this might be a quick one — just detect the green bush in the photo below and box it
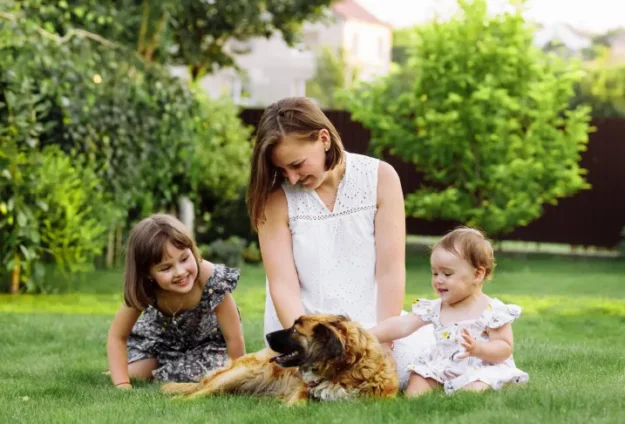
[0,12,193,290]
[199,237,247,269]
[343,0,593,237]
[188,89,253,205]
[0,141,118,292]
[572,62,625,117]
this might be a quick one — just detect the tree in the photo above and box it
[391,28,414,66]
[571,50,625,117]
[14,0,337,79]
[306,46,358,109]
[343,0,593,237]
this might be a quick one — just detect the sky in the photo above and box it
[357,0,625,34]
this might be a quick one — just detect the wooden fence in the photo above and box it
[240,109,625,248]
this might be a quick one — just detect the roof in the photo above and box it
[534,23,592,51]
[331,0,391,27]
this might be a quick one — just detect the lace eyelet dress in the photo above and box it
[263,151,435,389]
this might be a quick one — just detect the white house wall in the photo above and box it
[341,19,392,81]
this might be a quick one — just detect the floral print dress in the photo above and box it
[127,264,240,382]
[408,297,529,394]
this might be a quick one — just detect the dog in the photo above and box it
[161,314,399,405]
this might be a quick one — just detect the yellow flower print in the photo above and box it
[441,331,451,339]
[487,304,493,311]
[412,299,419,305]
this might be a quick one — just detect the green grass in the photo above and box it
[2,255,625,423]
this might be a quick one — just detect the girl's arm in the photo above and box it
[374,161,407,323]
[258,189,305,329]
[215,292,246,359]
[457,324,514,363]
[369,313,426,344]
[106,305,141,388]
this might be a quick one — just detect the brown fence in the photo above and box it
[240,109,625,248]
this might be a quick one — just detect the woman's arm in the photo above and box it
[374,161,407,323]
[106,305,141,388]
[258,189,305,329]
[215,292,246,359]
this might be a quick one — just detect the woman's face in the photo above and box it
[271,129,331,190]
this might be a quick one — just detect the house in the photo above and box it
[533,22,592,57]
[196,35,315,107]
[606,31,625,64]
[302,0,393,83]
[197,0,393,107]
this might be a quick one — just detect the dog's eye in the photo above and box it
[291,326,298,334]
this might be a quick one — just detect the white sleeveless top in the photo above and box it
[264,152,380,335]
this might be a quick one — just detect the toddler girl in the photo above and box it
[370,227,528,396]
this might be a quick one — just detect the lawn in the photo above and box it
[2,252,625,424]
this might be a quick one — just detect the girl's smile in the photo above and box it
[150,242,198,295]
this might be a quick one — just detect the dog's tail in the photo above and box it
[161,382,202,396]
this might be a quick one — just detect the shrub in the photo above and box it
[343,0,593,237]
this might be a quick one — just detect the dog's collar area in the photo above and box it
[306,379,322,389]
[299,368,322,390]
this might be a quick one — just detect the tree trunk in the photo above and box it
[178,196,195,236]
[10,253,20,294]
[106,226,115,268]
[115,224,123,267]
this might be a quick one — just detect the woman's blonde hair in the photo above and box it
[123,213,202,310]
[432,226,496,280]
[246,97,344,231]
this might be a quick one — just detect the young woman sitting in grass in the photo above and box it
[370,227,529,396]
[106,214,245,389]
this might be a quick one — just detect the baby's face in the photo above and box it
[430,247,483,305]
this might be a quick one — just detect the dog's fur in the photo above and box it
[161,314,398,405]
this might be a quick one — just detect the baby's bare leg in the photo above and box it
[128,358,159,380]
[405,373,441,397]
[459,381,490,392]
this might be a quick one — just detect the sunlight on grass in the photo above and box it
[3,291,625,318]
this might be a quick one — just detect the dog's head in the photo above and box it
[266,314,349,368]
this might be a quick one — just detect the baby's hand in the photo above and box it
[455,328,482,360]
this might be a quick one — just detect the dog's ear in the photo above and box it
[313,323,344,359]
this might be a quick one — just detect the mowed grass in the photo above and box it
[1,253,625,424]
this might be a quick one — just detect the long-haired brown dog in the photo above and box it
[161,314,398,405]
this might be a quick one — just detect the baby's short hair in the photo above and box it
[432,226,496,280]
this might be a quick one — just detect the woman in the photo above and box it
[246,97,435,389]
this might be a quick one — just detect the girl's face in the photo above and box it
[149,241,198,295]
[270,129,331,190]
[430,247,484,305]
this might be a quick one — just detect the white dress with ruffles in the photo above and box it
[409,297,529,394]
[263,151,435,388]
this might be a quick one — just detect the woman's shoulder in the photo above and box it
[260,188,289,228]
[345,151,380,171]
[377,160,400,186]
